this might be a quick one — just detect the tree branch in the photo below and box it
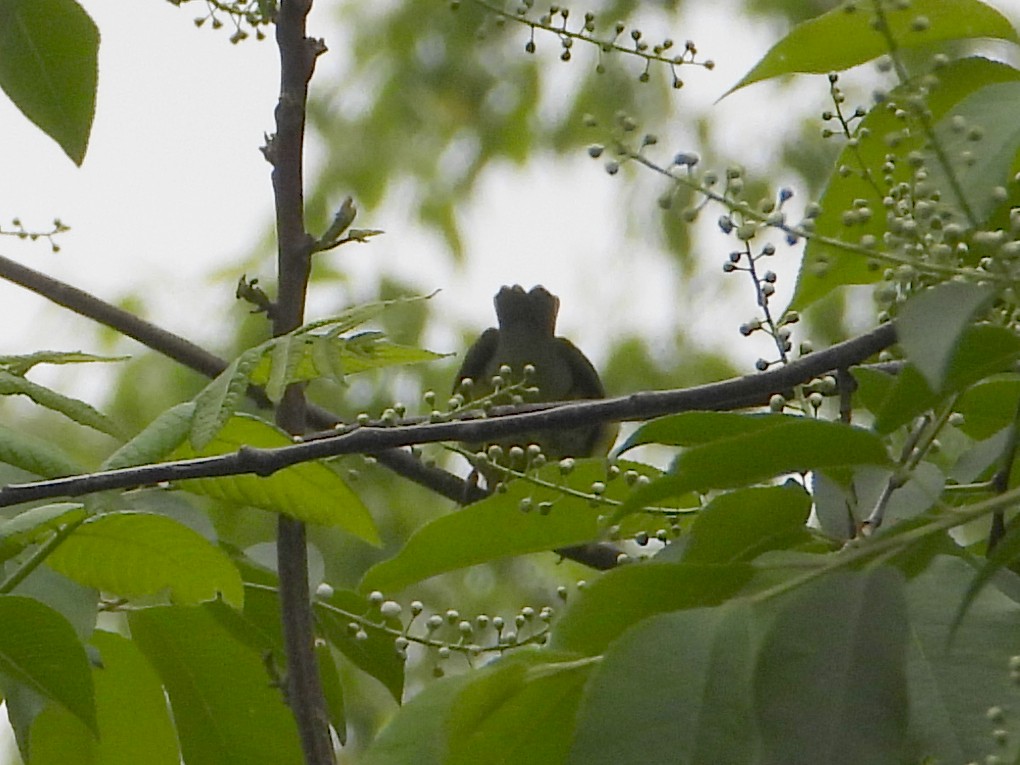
[0,322,897,507]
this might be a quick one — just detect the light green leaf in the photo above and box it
[614,417,890,520]
[896,282,995,390]
[0,594,97,735]
[129,604,303,765]
[29,630,180,765]
[726,0,1019,97]
[174,414,380,544]
[0,369,124,438]
[550,563,754,656]
[0,502,86,563]
[754,568,909,765]
[0,0,98,164]
[0,350,128,376]
[101,402,195,471]
[358,460,665,594]
[569,602,757,765]
[0,422,86,478]
[790,57,1020,310]
[190,348,262,449]
[47,511,244,607]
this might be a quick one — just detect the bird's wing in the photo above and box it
[453,327,500,393]
[555,338,606,400]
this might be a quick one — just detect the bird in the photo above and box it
[453,285,613,486]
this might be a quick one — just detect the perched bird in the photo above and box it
[454,285,613,484]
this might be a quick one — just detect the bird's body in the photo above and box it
[454,285,612,480]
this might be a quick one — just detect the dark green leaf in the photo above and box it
[0,0,98,164]
[754,568,909,765]
[680,484,812,564]
[614,417,889,519]
[726,0,1019,97]
[896,282,995,391]
[550,563,754,656]
[569,602,757,765]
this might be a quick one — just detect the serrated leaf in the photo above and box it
[47,511,244,607]
[0,423,86,478]
[0,502,85,563]
[726,0,1019,97]
[190,348,263,449]
[358,460,667,594]
[0,369,124,438]
[100,402,195,471]
[128,604,303,765]
[263,332,304,403]
[173,414,380,544]
[0,350,128,376]
[0,595,97,734]
[791,58,1020,310]
[0,0,98,164]
[896,282,995,391]
[614,417,890,520]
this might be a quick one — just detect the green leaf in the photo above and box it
[926,80,1020,223]
[0,0,98,164]
[0,502,86,563]
[904,556,1020,762]
[790,58,1020,309]
[569,602,757,765]
[872,325,1020,433]
[360,671,476,765]
[0,369,125,439]
[101,402,196,471]
[128,604,303,765]
[0,350,128,377]
[47,511,244,607]
[29,630,180,765]
[173,414,380,543]
[316,641,347,745]
[754,568,909,765]
[896,282,995,391]
[614,417,890,520]
[726,0,1019,97]
[314,587,406,702]
[190,349,263,449]
[0,595,97,735]
[446,653,595,765]
[680,485,812,564]
[358,460,666,594]
[953,376,1020,439]
[614,410,792,456]
[550,563,754,656]
[0,423,86,479]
